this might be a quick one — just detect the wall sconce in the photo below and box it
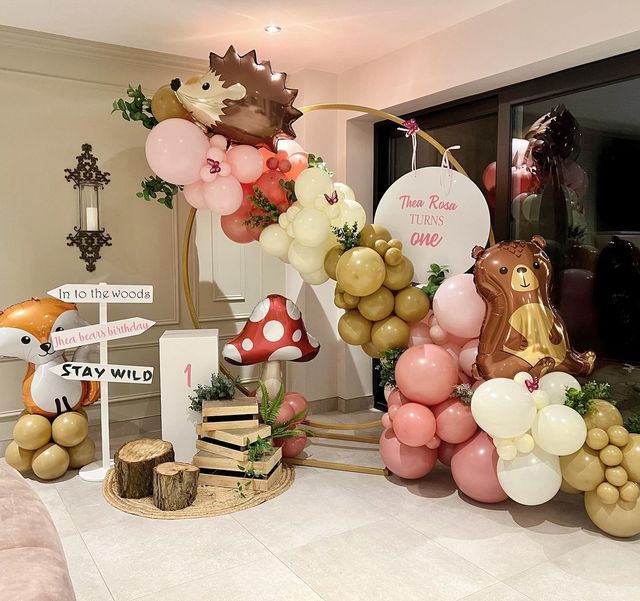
[64,144,112,272]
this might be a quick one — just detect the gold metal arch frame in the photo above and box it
[182,103,491,476]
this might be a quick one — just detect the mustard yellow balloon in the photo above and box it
[596,481,620,505]
[358,287,394,321]
[622,433,640,482]
[374,239,390,256]
[32,443,70,480]
[151,84,189,122]
[384,247,402,266]
[605,466,628,487]
[585,491,640,538]
[371,316,410,351]
[383,256,415,291]
[560,478,580,494]
[324,246,343,280]
[67,437,96,469]
[620,481,640,503]
[586,427,609,451]
[336,247,386,297]
[361,341,381,359]
[5,441,34,473]
[338,310,372,345]
[584,400,623,431]
[394,286,430,323]
[359,224,391,249]
[52,412,89,447]
[608,425,630,447]
[13,414,52,451]
[600,444,623,467]
[560,446,605,492]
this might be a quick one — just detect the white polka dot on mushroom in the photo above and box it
[292,329,302,342]
[286,299,301,320]
[249,298,271,322]
[222,343,242,364]
[269,346,303,361]
[241,338,253,351]
[263,320,284,342]
[308,335,319,348]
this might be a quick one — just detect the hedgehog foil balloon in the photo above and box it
[170,46,302,151]
[0,298,100,417]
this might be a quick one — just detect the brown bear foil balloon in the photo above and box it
[170,46,302,150]
[471,235,596,380]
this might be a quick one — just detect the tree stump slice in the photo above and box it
[152,462,199,511]
[114,438,174,499]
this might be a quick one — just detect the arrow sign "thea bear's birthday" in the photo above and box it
[51,317,155,351]
[50,362,154,384]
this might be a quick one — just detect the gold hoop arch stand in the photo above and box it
[182,103,494,475]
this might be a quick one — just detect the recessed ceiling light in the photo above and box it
[264,25,282,33]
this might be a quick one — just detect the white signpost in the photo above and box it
[48,282,154,482]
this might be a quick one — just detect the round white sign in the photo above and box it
[374,167,490,283]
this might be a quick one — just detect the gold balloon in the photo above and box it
[334,292,348,309]
[606,466,629,487]
[586,428,609,451]
[600,444,623,467]
[361,341,381,358]
[383,256,414,291]
[560,446,605,492]
[52,412,89,447]
[336,247,386,297]
[607,425,629,447]
[584,400,623,430]
[374,239,390,256]
[151,84,189,121]
[596,481,620,504]
[384,247,402,266]
[585,491,640,538]
[560,478,580,494]
[13,414,52,451]
[67,436,96,469]
[324,246,342,280]
[343,293,360,307]
[32,443,70,480]
[622,433,640,482]
[371,316,410,351]
[338,310,372,345]
[359,224,391,249]
[620,481,640,503]
[358,287,394,321]
[5,441,34,473]
[394,287,430,323]
[388,239,403,251]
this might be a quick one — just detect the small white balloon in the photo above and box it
[516,433,535,454]
[292,208,331,247]
[301,267,330,285]
[513,372,531,386]
[531,404,587,456]
[288,241,326,274]
[334,182,355,201]
[539,372,581,405]
[532,389,550,410]
[295,168,333,206]
[259,224,292,259]
[276,138,305,155]
[497,446,562,506]
[497,444,517,461]
[331,197,367,229]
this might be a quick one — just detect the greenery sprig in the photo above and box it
[331,223,361,252]
[188,373,236,412]
[564,381,613,416]
[247,436,273,462]
[243,186,281,229]
[624,414,640,434]
[258,381,307,441]
[307,153,333,176]
[454,384,474,405]
[279,179,297,203]
[376,347,407,389]
[422,264,449,300]
[137,175,181,209]
[112,84,157,129]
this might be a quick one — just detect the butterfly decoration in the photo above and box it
[324,190,339,205]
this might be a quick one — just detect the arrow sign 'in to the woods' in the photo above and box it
[50,362,154,384]
[48,283,153,304]
[51,317,155,351]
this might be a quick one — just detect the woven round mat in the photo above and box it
[102,465,295,520]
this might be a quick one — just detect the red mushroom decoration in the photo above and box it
[222,294,320,398]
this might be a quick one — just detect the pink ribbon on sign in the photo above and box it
[525,376,539,392]
[398,118,420,173]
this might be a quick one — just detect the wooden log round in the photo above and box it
[114,438,174,499]
[152,462,199,511]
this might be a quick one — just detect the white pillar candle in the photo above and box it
[85,207,99,231]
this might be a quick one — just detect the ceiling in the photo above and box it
[0,0,510,73]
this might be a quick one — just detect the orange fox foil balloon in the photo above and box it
[0,298,100,417]
[471,236,596,380]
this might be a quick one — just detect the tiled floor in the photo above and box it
[18,409,640,601]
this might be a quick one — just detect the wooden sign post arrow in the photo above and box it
[51,317,155,351]
[50,362,154,384]
[48,283,153,303]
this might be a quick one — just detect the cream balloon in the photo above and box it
[531,404,587,456]
[334,182,355,201]
[301,267,330,285]
[292,208,331,247]
[295,168,333,207]
[497,446,562,506]
[288,241,326,274]
[538,372,581,405]
[260,224,292,259]
[471,378,537,439]
[331,197,367,229]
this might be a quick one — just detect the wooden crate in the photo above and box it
[195,424,271,447]
[193,447,282,474]
[198,463,282,491]
[195,438,249,462]
[201,398,258,417]
[197,418,259,432]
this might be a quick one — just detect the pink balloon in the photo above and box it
[450,431,507,503]
[393,403,436,448]
[409,321,432,347]
[448,333,472,347]
[432,398,478,444]
[458,371,472,385]
[395,345,458,406]
[388,404,400,420]
[387,389,408,407]
[203,175,243,215]
[145,118,209,185]
[182,181,208,209]
[458,339,479,378]
[275,433,307,458]
[210,134,228,150]
[429,324,449,344]
[284,392,309,423]
[440,341,461,361]
[275,402,294,425]
[381,413,392,430]
[471,379,485,391]
[226,145,264,183]
[384,385,394,401]
[482,161,496,192]
[379,429,437,479]
[438,441,456,466]
[426,434,441,449]
[432,274,486,339]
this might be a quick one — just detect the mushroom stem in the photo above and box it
[257,360,283,400]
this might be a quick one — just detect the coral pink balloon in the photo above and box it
[210,134,228,150]
[203,175,243,215]
[432,398,478,444]
[395,345,458,406]
[221,207,254,243]
[255,170,288,212]
[438,441,456,466]
[471,379,485,391]
[459,339,479,378]
[458,371,472,385]
[145,118,209,185]
[384,385,394,401]
[409,322,432,347]
[275,433,307,458]
[275,402,294,425]
[183,181,208,209]
[426,434,441,450]
[441,342,461,361]
[387,389,407,408]
[226,145,264,183]
[284,392,309,423]
[284,152,309,181]
[429,325,449,344]
[388,404,400,420]
[450,431,507,503]
[448,334,472,347]
[432,274,486,339]
[482,161,497,192]
[393,403,436,448]
[379,429,437,479]
[381,413,392,430]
